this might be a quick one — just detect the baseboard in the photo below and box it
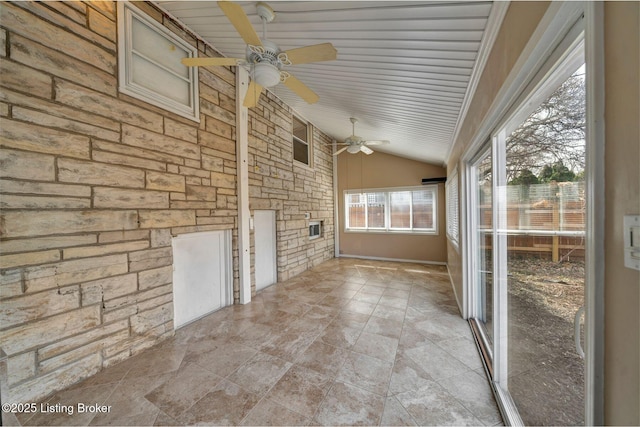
[447,264,465,317]
[337,254,447,266]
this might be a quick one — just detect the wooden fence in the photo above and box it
[479,182,586,262]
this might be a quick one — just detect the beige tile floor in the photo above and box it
[15,258,503,426]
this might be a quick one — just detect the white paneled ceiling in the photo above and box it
[154,1,501,165]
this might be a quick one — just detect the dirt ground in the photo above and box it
[507,257,585,425]
[509,257,585,323]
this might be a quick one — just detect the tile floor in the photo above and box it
[14,258,503,426]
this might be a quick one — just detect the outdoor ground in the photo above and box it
[509,257,585,323]
[507,257,585,425]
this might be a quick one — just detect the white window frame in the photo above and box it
[292,115,312,167]
[344,185,438,235]
[117,2,200,122]
[446,167,460,249]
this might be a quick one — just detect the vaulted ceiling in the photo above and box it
[154,1,504,165]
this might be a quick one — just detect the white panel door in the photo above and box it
[172,230,231,328]
[254,210,277,291]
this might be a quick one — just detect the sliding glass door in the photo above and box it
[467,31,586,426]
[503,63,586,425]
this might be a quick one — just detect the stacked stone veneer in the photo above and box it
[248,95,335,282]
[0,1,335,404]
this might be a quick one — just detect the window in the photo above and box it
[293,116,312,166]
[117,2,199,121]
[367,192,386,229]
[345,186,437,233]
[446,169,459,246]
[390,192,411,228]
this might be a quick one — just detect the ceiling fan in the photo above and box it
[181,1,337,108]
[334,118,390,156]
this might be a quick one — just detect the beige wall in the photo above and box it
[0,0,335,405]
[446,1,640,424]
[603,2,640,424]
[337,151,447,263]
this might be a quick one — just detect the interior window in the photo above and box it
[345,186,437,233]
[292,116,311,166]
[118,2,199,121]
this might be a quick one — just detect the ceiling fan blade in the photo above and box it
[284,43,338,65]
[283,75,319,104]
[181,57,241,67]
[217,1,262,47]
[363,140,390,146]
[361,146,374,155]
[285,43,338,65]
[333,146,349,156]
[243,80,264,108]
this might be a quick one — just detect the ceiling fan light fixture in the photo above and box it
[347,145,361,154]
[253,62,281,87]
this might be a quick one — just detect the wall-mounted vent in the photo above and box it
[309,221,322,240]
[422,177,447,185]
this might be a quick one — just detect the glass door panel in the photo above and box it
[504,65,586,425]
[476,153,494,345]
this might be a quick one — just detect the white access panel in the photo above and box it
[172,230,232,328]
[254,210,277,291]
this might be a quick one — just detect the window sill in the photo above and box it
[293,160,314,171]
[345,229,438,236]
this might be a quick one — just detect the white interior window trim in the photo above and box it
[344,185,438,234]
[118,2,200,122]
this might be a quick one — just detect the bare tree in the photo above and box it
[506,70,585,182]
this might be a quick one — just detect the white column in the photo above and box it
[332,139,340,258]
[236,67,251,304]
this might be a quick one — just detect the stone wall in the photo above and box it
[0,1,335,404]
[248,95,335,283]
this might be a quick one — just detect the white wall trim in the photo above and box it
[459,159,470,319]
[333,139,340,258]
[584,2,606,424]
[446,1,510,165]
[236,67,251,304]
[338,254,446,266]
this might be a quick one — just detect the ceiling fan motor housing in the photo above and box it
[247,40,286,87]
[253,63,281,87]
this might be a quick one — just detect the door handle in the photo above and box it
[574,306,585,359]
